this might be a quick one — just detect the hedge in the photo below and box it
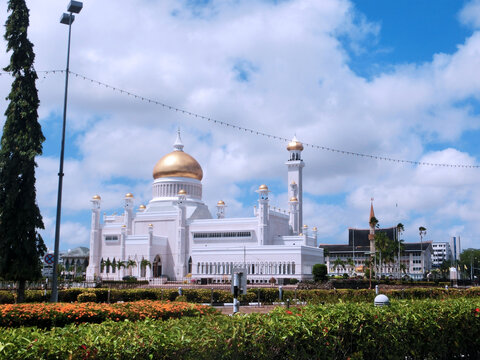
[1,287,479,305]
[0,298,478,359]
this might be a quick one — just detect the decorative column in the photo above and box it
[289,196,299,235]
[124,193,134,234]
[175,189,187,280]
[86,195,101,280]
[120,225,127,279]
[147,223,153,279]
[286,136,305,231]
[256,184,270,245]
[312,226,318,247]
[216,200,226,219]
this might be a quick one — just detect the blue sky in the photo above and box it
[1,0,480,251]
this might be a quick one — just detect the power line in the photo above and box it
[2,69,479,169]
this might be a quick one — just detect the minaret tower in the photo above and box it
[86,195,101,280]
[286,136,305,231]
[256,184,270,245]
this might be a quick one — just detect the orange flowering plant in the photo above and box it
[0,300,219,328]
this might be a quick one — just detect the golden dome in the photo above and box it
[139,204,146,209]
[217,200,225,206]
[259,184,269,191]
[92,194,101,200]
[287,136,304,151]
[153,151,203,181]
[313,227,317,231]
[178,189,187,195]
[125,193,134,198]
[303,224,308,228]
[289,196,298,202]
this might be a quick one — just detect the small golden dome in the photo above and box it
[92,195,101,200]
[303,224,308,228]
[289,196,298,202]
[178,189,187,195]
[259,184,269,191]
[313,227,317,231]
[139,204,146,209]
[291,181,296,185]
[299,233,303,236]
[287,136,304,151]
[121,225,126,228]
[148,223,153,227]
[153,151,203,181]
[217,200,225,206]
[125,193,134,198]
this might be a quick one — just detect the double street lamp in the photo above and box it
[51,1,83,303]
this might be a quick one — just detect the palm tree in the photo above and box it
[346,258,355,275]
[104,258,113,278]
[126,259,137,276]
[333,258,346,274]
[374,232,389,279]
[140,259,152,278]
[116,261,126,277]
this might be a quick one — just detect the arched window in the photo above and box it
[153,255,162,277]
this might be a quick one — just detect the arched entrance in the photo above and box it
[153,255,162,277]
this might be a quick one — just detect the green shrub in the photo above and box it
[0,291,14,304]
[0,299,478,359]
[77,292,97,303]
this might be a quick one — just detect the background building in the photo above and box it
[431,242,452,268]
[320,203,433,280]
[450,236,462,263]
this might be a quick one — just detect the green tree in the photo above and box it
[459,248,480,280]
[0,0,46,303]
[439,260,452,280]
[374,231,390,278]
[312,263,327,282]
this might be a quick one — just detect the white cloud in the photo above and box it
[459,0,480,29]
[1,0,480,251]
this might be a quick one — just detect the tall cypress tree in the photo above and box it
[0,0,46,303]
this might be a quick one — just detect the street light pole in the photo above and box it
[419,226,427,281]
[51,1,83,303]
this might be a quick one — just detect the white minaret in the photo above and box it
[124,193,134,233]
[86,195,101,280]
[256,184,270,245]
[286,136,305,231]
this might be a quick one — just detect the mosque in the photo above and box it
[86,131,324,283]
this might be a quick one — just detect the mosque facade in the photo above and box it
[86,132,324,283]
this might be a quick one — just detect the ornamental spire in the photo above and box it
[173,128,184,152]
[369,198,375,223]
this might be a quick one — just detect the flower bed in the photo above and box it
[0,300,218,328]
[0,298,478,359]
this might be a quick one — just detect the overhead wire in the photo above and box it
[1,69,479,169]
